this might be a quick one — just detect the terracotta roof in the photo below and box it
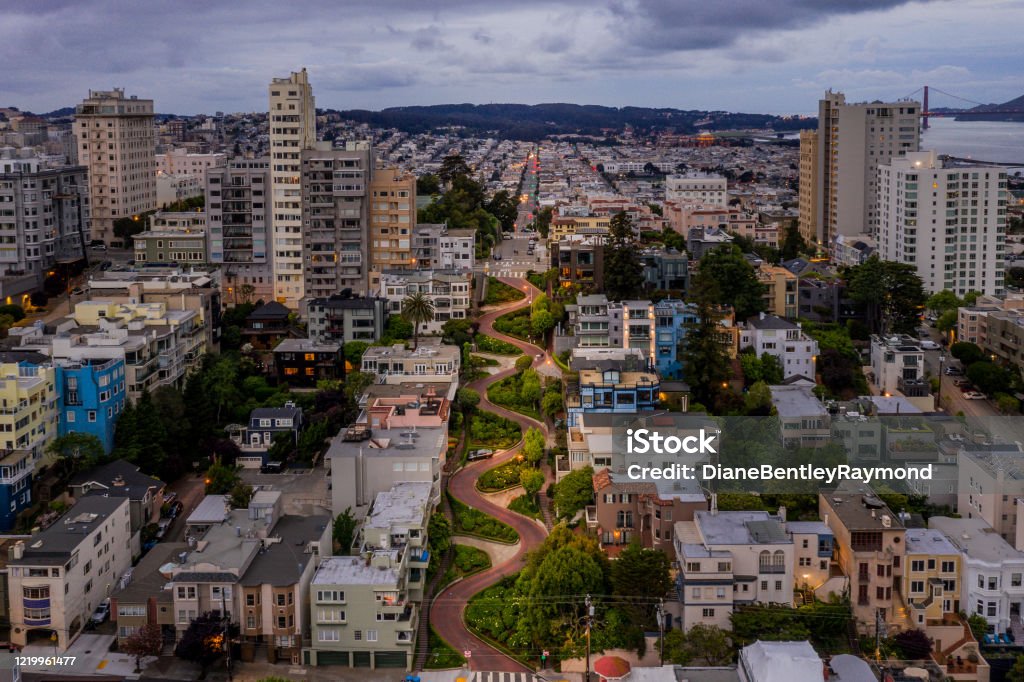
[595,656,631,680]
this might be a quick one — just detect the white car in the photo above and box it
[963,391,987,400]
[919,340,941,350]
[948,433,965,442]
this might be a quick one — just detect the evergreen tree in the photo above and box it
[611,541,672,628]
[681,271,731,408]
[845,256,926,335]
[603,211,644,301]
[697,245,767,321]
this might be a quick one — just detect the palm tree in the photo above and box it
[401,292,435,349]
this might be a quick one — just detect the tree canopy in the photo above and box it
[697,245,766,321]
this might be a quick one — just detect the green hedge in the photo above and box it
[477,460,527,492]
[449,493,519,543]
[476,334,523,355]
[484,278,526,306]
[425,627,466,669]
[493,308,532,340]
[469,411,522,449]
[486,373,541,420]
[509,494,543,520]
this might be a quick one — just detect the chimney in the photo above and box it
[777,506,786,523]
[11,541,24,560]
[759,311,765,320]
[710,493,718,516]
[112,474,125,486]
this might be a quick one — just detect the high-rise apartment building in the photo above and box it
[301,142,372,301]
[74,89,156,247]
[369,169,417,271]
[269,69,316,306]
[878,151,1006,296]
[797,129,819,247]
[206,158,274,303]
[810,91,920,248]
[0,159,89,280]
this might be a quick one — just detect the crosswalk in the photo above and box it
[475,672,544,682]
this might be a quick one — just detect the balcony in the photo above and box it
[24,616,51,627]
[397,632,414,645]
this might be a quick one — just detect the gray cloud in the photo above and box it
[0,0,1017,115]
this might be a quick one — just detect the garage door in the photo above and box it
[352,651,372,667]
[316,651,349,666]
[375,651,409,668]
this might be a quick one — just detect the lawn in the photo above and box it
[468,411,522,449]
[448,492,519,543]
[484,277,526,306]
[477,460,527,492]
[509,494,543,520]
[476,334,523,355]
[425,627,467,669]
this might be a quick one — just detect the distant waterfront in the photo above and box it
[922,117,1024,171]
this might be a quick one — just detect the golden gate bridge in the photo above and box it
[906,85,1024,129]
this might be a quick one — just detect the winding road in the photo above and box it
[430,277,552,672]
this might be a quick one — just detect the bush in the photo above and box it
[477,460,527,492]
[425,627,466,669]
[449,493,519,543]
[493,308,533,340]
[453,544,491,575]
[476,334,522,355]
[509,494,542,520]
[487,372,542,419]
[484,278,526,305]
[469,411,522,448]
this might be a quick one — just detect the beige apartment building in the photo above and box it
[797,129,819,248]
[8,496,133,650]
[301,142,372,301]
[269,69,316,306]
[811,91,920,248]
[820,491,906,634]
[74,89,156,246]
[369,169,417,271]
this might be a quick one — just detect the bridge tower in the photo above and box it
[922,85,929,130]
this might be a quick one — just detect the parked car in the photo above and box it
[90,243,107,251]
[466,449,494,462]
[260,461,285,474]
[954,378,969,387]
[155,519,171,540]
[963,391,987,400]
[493,253,502,261]
[948,433,965,442]
[90,599,111,624]
[945,366,963,376]
[920,340,941,350]
[162,491,178,505]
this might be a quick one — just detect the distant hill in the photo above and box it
[957,93,1024,122]
[329,102,816,140]
[39,107,75,118]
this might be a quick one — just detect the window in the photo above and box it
[911,560,925,572]
[1013,574,1022,587]
[246,616,256,629]
[366,629,378,642]
[177,586,197,600]
[318,629,340,642]
[246,594,257,606]
[942,561,956,574]
[118,605,146,617]
[277,594,286,606]
[317,589,344,603]
[277,616,286,628]
[702,608,715,618]
[354,630,362,641]
[911,581,925,593]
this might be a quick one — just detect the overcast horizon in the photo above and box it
[3,0,1021,117]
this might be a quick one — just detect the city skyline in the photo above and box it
[3,0,1022,115]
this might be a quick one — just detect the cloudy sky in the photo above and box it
[2,0,1020,115]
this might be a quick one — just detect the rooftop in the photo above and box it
[312,553,401,587]
[273,338,341,354]
[695,510,790,546]
[114,542,188,604]
[186,495,231,525]
[364,482,433,534]
[741,640,823,682]
[11,496,129,565]
[769,384,827,418]
[327,425,447,460]
[905,528,959,556]
[69,459,165,501]
[240,515,330,587]
[929,516,1024,564]
[822,491,904,531]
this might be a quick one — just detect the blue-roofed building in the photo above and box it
[55,357,127,453]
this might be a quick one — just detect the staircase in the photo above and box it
[414,475,456,671]
[1011,614,1024,643]
[539,463,555,530]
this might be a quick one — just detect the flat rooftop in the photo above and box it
[695,510,790,546]
[364,482,432,533]
[240,514,330,587]
[114,542,188,604]
[822,492,903,531]
[905,528,958,556]
[327,425,446,460]
[312,553,401,587]
[770,384,827,418]
[11,496,129,565]
[929,516,1024,564]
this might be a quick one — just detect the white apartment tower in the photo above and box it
[269,69,316,306]
[814,91,920,248]
[74,89,156,247]
[878,151,1007,296]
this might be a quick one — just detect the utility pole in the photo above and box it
[222,589,232,682]
[585,594,594,682]
[657,599,665,665]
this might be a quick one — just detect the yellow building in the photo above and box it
[0,361,57,462]
[903,528,961,628]
[758,264,798,319]
[369,169,418,271]
[549,216,611,240]
[798,130,819,250]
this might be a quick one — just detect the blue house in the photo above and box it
[652,299,698,380]
[55,357,127,453]
[566,363,660,427]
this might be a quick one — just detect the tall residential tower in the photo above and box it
[805,91,920,250]
[74,89,156,246]
[269,69,316,306]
